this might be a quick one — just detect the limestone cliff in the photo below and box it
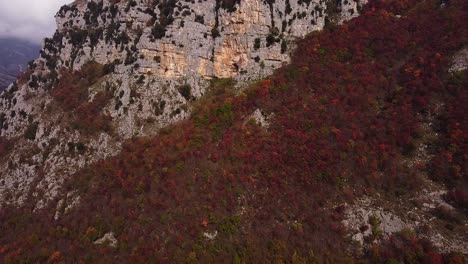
[0,0,365,208]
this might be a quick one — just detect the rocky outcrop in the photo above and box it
[449,47,468,72]
[0,0,365,208]
[52,0,362,81]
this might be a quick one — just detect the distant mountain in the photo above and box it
[0,72,16,90]
[0,38,40,90]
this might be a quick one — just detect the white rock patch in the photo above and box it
[449,47,468,72]
[248,108,273,129]
[94,232,118,248]
[203,230,218,240]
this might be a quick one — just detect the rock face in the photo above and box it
[53,0,360,80]
[0,0,365,208]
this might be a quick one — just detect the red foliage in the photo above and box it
[50,70,87,111]
[0,0,466,262]
[370,230,447,264]
[428,70,467,209]
[51,61,112,134]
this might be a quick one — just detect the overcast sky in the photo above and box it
[0,0,73,44]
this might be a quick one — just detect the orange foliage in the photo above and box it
[48,251,62,263]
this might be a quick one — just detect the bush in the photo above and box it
[281,40,288,53]
[151,23,166,39]
[72,91,113,135]
[80,61,105,85]
[211,28,220,38]
[24,122,39,140]
[178,84,192,100]
[103,59,121,74]
[69,29,88,46]
[51,61,105,111]
[217,0,241,12]
[0,137,12,157]
[369,230,445,264]
[254,38,261,50]
[50,61,112,135]
[195,15,204,24]
[76,142,86,154]
[266,34,275,47]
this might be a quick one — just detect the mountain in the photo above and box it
[0,0,466,262]
[0,72,16,91]
[0,0,365,204]
[0,38,40,90]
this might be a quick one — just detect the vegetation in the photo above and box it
[0,137,13,158]
[370,230,465,263]
[211,27,221,38]
[254,38,261,50]
[178,84,192,101]
[0,0,466,262]
[151,22,167,40]
[216,0,241,13]
[24,122,39,140]
[51,61,113,135]
[195,15,205,24]
[429,70,467,210]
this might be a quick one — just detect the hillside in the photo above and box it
[0,0,467,263]
[0,0,366,214]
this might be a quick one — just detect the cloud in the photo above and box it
[0,0,73,43]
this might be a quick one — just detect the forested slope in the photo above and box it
[0,0,466,262]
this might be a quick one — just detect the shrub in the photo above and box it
[254,38,261,50]
[194,15,204,24]
[69,29,88,46]
[24,122,39,140]
[76,142,86,154]
[211,28,221,38]
[103,59,121,74]
[369,230,444,263]
[51,61,105,111]
[281,40,288,53]
[50,61,112,135]
[72,91,113,135]
[217,0,241,12]
[266,34,275,47]
[0,137,12,157]
[151,23,166,39]
[178,84,192,100]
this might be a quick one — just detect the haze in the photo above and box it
[0,0,73,43]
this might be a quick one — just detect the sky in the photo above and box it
[0,0,73,44]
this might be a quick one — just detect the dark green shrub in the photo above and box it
[254,38,261,50]
[281,40,288,53]
[266,34,275,47]
[151,23,166,39]
[24,122,39,140]
[76,142,86,154]
[178,84,192,101]
[195,15,205,24]
[211,28,220,38]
